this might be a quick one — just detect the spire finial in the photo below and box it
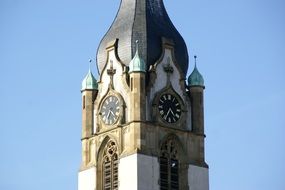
[88,59,92,72]
[135,40,139,55]
[194,55,197,68]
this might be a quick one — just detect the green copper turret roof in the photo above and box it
[81,68,98,91]
[129,41,146,73]
[188,56,204,87]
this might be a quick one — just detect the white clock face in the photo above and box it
[100,96,120,125]
[158,94,181,123]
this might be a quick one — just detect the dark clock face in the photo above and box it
[158,94,181,123]
[100,96,120,125]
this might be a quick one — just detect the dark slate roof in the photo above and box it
[96,0,189,78]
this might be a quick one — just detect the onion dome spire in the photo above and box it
[96,0,189,78]
[81,59,98,91]
[188,55,204,87]
[129,40,146,73]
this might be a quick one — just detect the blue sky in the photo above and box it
[0,0,284,189]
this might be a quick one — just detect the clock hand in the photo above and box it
[166,108,171,118]
[110,110,115,116]
[169,108,175,116]
[107,110,111,119]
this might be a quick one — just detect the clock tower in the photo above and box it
[78,1,209,190]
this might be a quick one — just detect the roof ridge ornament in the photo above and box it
[164,57,174,86]
[107,60,116,89]
[164,57,174,73]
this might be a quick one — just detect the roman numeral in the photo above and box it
[168,94,171,100]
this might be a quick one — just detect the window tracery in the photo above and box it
[102,140,118,190]
[160,137,179,190]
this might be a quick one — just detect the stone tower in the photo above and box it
[78,1,209,190]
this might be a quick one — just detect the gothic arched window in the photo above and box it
[82,95,86,109]
[102,140,118,190]
[160,137,179,190]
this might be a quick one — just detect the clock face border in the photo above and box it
[152,89,186,128]
[158,93,182,123]
[99,92,124,127]
[100,95,120,125]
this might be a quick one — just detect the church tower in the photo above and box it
[78,1,209,190]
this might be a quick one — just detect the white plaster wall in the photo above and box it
[119,154,138,190]
[137,154,160,190]
[119,154,160,190]
[188,165,209,190]
[78,167,96,190]
[147,48,192,129]
[149,49,184,102]
[147,49,183,121]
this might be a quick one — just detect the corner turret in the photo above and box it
[81,60,98,138]
[188,56,205,136]
[129,41,146,121]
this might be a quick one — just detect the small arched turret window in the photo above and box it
[83,95,86,109]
